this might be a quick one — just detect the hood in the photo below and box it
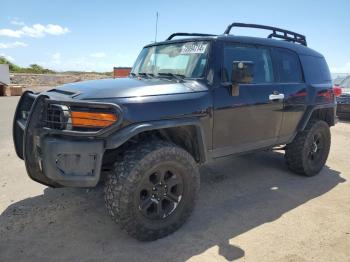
[49,77,208,100]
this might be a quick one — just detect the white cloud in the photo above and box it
[0,41,27,49]
[52,52,61,60]
[90,52,106,58]
[330,62,350,74]
[21,24,70,38]
[0,53,15,61]
[10,18,25,26]
[0,24,70,38]
[0,28,22,38]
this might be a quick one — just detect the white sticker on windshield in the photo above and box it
[180,43,208,54]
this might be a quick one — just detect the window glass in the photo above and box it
[223,45,274,83]
[275,49,303,83]
[299,55,331,84]
[131,41,209,78]
[149,54,190,70]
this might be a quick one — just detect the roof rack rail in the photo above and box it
[166,33,216,41]
[224,23,307,46]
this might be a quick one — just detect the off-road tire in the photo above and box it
[285,120,331,176]
[104,139,200,241]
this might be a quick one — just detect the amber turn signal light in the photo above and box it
[71,111,117,128]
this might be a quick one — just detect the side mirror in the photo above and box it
[231,61,254,96]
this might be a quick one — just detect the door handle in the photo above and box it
[269,93,285,100]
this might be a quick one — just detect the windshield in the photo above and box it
[131,41,210,78]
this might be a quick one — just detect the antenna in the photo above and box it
[154,12,158,43]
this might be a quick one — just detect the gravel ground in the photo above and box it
[0,96,349,262]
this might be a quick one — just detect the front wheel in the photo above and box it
[285,120,331,176]
[105,140,200,241]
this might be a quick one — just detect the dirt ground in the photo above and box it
[0,96,349,262]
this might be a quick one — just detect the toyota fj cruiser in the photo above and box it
[13,23,336,241]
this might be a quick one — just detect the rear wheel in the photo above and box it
[285,120,331,176]
[104,139,200,241]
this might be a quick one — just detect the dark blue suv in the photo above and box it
[13,23,336,240]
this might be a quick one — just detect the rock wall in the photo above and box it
[10,73,111,87]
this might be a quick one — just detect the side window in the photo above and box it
[299,55,331,84]
[275,49,303,83]
[223,45,274,84]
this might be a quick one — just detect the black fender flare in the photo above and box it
[105,118,208,163]
[297,104,337,131]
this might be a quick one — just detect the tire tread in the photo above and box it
[285,120,330,176]
[104,139,199,241]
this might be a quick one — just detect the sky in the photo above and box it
[1,0,350,73]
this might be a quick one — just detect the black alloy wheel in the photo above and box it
[285,120,331,176]
[139,165,183,219]
[307,132,325,164]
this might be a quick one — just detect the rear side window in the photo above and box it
[223,45,274,84]
[274,49,303,83]
[299,55,332,84]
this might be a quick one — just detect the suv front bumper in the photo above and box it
[13,92,107,187]
[13,91,206,187]
[40,136,104,187]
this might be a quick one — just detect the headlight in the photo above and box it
[43,101,120,133]
[71,111,117,128]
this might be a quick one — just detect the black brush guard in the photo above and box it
[12,91,118,187]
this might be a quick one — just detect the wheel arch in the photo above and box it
[298,105,336,131]
[105,118,208,163]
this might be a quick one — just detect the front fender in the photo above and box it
[105,118,208,163]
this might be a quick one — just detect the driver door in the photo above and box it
[212,43,284,157]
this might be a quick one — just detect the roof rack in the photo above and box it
[224,23,307,46]
[166,33,216,41]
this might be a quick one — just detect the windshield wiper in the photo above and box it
[138,72,155,78]
[158,73,186,82]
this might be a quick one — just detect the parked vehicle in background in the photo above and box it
[338,76,350,89]
[336,76,350,119]
[13,23,336,241]
[333,76,346,86]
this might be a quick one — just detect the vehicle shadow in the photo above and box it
[0,151,345,262]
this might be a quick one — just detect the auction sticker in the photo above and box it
[180,42,208,54]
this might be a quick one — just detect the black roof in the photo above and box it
[145,23,323,58]
[217,35,322,57]
[146,35,322,58]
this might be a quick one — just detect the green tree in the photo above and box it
[0,56,55,74]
